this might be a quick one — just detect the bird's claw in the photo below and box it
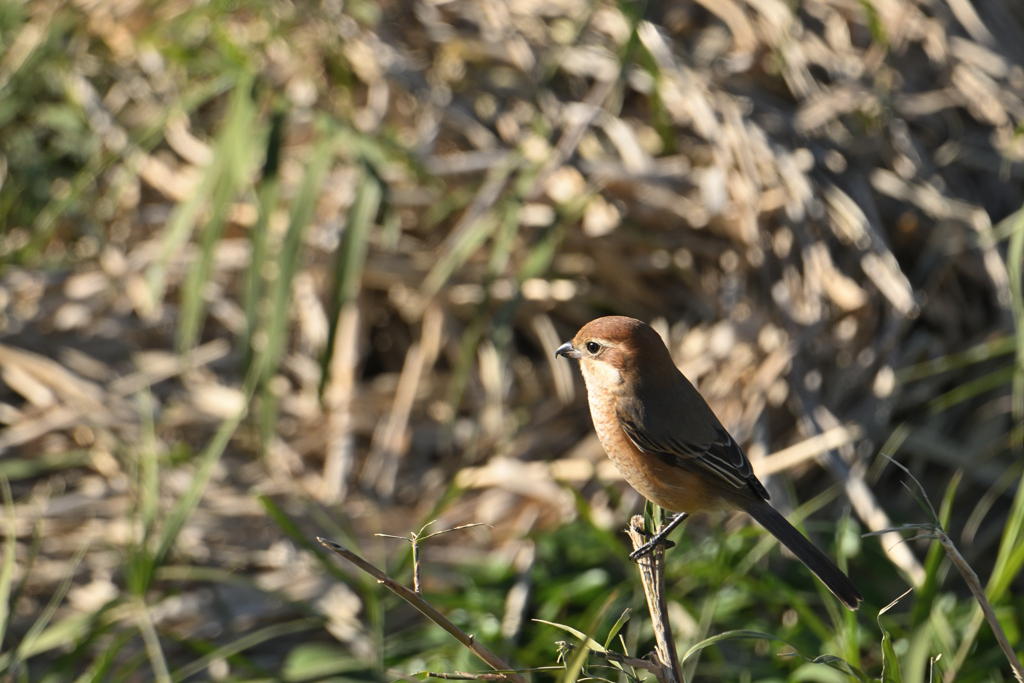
[629,536,676,561]
[628,512,688,562]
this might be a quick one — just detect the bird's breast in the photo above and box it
[582,384,733,514]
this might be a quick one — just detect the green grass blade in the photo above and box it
[603,608,631,651]
[256,495,359,584]
[536,616,610,683]
[281,642,373,681]
[176,71,259,353]
[143,93,233,313]
[941,202,1024,678]
[0,450,92,479]
[879,615,902,682]
[800,653,873,681]
[321,161,381,401]
[486,198,521,278]
[137,387,160,537]
[895,336,1016,384]
[262,127,337,385]
[123,387,162,595]
[988,474,1024,602]
[911,471,961,627]
[421,212,498,302]
[153,403,247,569]
[926,366,1015,415]
[681,629,790,665]
[71,631,135,683]
[135,596,171,683]
[963,461,1024,553]
[251,125,335,448]
[29,73,236,257]
[0,611,96,672]
[171,619,319,682]
[332,164,382,313]
[533,619,607,653]
[878,590,911,683]
[857,0,889,49]
[0,540,89,673]
[0,475,15,649]
[242,109,285,367]
[441,316,484,419]
[1009,202,1024,444]
[516,218,572,283]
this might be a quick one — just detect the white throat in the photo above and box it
[580,359,622,393]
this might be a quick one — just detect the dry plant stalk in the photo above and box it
[420,672,516,680]
[626,515,683,683]
[875,457,1024,682]
[376,521,489,595]
[317,538,527,683]
[936,529,1024,683]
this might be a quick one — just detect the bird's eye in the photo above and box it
[585,341,601,354]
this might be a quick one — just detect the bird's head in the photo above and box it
[555,316,675,387]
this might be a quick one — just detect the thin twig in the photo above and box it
[938,529,1024,681]
[317,537,526,683]
[877,456,1024,682]
[413,535,421,595]
[377,521,491,595]
[626,515,682,683]
[423,672,522,680]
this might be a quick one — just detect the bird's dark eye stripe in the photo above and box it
[585,341,601,353]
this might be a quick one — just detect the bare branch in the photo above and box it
[317,537,527,683]
[626,516,682,683]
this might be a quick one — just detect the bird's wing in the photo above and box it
[617,407,770,501]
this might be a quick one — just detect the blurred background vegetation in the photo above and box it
[1,0,1023,680]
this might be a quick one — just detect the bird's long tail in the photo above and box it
[744,502,862,610]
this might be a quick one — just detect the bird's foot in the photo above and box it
[628,512,688,562]
[628,535,675,561]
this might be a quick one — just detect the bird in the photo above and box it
[555,315,862,610]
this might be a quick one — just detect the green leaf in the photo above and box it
[533,619,607,653]
[603,608,631,651]
[878,590,912,683]
[681,629,788,665]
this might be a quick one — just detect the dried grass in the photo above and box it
[2,0,1023,675]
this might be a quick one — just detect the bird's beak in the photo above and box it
[555,341,580,359]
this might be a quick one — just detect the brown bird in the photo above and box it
[556,316,862,610]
